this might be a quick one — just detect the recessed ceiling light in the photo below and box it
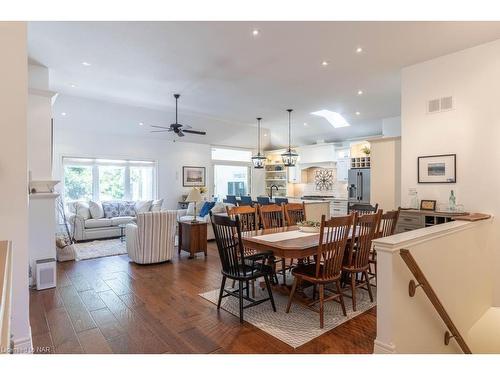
[311,110,350,128]
[355,47,363,54]
[81,61,91,66]
[304,122,308,127]
[139,122,144,126]
[357,90,363,95]
[263,133,267,137]
[61,112,67,116]
[355,111,361,116]
[70,83,77,88]
[321,60,329,66]
[252,29,259,36]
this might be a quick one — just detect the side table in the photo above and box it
[178,220,208,259]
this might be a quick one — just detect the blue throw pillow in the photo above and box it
[198,201,215,217]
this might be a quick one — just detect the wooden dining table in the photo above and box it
[241,225,356,289]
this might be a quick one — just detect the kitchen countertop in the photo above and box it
[286,197,349,204]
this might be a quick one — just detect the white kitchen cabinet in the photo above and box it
[287,165,301,183]
[330,199,348,216]
[336,158,349,182]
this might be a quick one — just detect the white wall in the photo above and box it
[374,220,494,353]
[28,64,54,180]
[401,38,500,304]
[370,137,401,211]
[0,22,31,351]
[54,128,265,208]
[382,116,401,137]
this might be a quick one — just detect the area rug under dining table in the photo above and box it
[199,276,376,348]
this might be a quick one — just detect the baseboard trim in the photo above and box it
[373,339,396,354]
[12,326,33,354]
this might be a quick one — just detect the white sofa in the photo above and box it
[177,201,234,240]
[67,199,164,241]
[126,211,177,264]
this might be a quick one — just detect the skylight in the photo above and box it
[311,110,351,128]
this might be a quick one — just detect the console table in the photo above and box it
[396,209,469,234]
[178,221,207,258]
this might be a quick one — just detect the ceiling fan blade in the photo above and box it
[177,129,185,137]
[183,129,206,135]
[150,125,172,130]
[150,130,169,133]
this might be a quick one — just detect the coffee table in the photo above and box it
[118,224,127,243]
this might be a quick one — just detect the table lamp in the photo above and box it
[185,187,202,223]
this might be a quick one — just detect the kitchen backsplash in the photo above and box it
[290,167,348,198]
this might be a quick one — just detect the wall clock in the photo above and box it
[315,169,334,191]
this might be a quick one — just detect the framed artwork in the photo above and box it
[420,200,437,211]
[418,154,456,183]
[183,166,206,187]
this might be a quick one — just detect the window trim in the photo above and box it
[62,156,158,202]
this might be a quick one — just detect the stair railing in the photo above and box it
[400,248,471,354]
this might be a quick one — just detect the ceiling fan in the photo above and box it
[150,94,207,137]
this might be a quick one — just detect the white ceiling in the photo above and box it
[28,21,500,148]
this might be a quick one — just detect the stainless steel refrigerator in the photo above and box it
[348,168,371,204]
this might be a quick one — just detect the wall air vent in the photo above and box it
[440,96,453,111]
[427,98,441,113]
[427,96,453,114]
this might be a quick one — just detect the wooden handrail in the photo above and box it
[399,248,472,354]
[0,241,13,354]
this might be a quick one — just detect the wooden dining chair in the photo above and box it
[342,210,381,311]
[284,202,308,266]
[226,205,259,234]
[369,208,400,285]
[258,204,285,229]
[210,213,276,323]
[226,205,261,295]
[258,204,288,284]
[284,202,306,226]
[286,214,354,328]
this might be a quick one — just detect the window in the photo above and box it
[211,147,253,199]
[213,165,251,199]
[63,157,157,202]
[130,165,154,201]
[99,165,126,201]
[64,165,93,201]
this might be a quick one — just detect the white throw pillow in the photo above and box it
[89,201,104,219]
[74,202,91,220]
[151,199,164,212]
[135,200,153,213]
[211,202,233,214]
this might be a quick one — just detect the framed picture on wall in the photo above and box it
[182,166,206,187]
[418,154,456,183]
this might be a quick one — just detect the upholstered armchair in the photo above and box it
[125,211,177,264]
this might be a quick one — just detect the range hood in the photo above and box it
[299,161,336,170]
[297,143,336,169]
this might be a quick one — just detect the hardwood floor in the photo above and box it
[30,241,376,354]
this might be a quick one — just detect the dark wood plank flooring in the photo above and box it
[30,241,376,354]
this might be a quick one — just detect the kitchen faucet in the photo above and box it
[269,184,279,201]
